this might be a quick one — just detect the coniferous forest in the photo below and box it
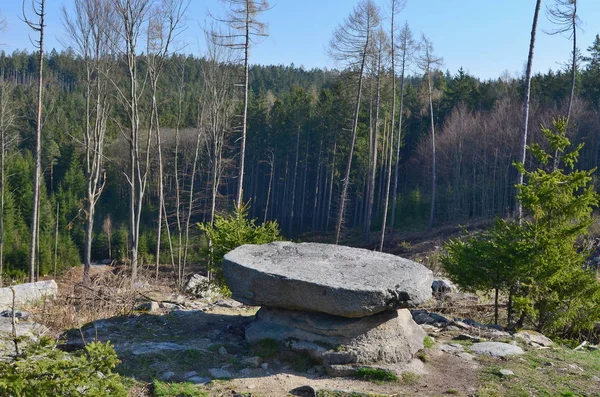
[1,0,599,284]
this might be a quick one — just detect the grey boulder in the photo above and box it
[470,342,524,358]
[246,307,426,365]
[223,242,433,318]
[0,280,58,310]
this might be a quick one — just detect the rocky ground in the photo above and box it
[52,293,600,397]
[3,265,600,397]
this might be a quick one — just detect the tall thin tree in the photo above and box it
[22,0,45,282]
[63,0,115,284]
[517,0,542,220]
[389,23,415,234]
[379,0,406,251]
[214,0,270,210]
[418,34,442,231]
[330,0,380,244]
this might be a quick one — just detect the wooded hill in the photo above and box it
[1,0,600,282]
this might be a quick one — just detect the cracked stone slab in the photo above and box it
[223,242,433,317]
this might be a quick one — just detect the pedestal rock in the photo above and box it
[222,242,433,318]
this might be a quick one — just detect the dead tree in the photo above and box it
[213,0,270,210]
[111,0,153,284]
[517,0,542,220]
[379,0,406,251]
[365,29,387,242]
[0,79,16,287]
[63,0,116,284]
[22,0,45,282]
[146,0,188,279]
[330,0,380,244]
[418,34,442,231]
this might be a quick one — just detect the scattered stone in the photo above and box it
[159,371,175,381]
[246,307,426,365]
[185,274,220,300]
[209,368,232,379]
[0,280,58,310]
[241,356,263,368]
[591,375,600,382]
[218,346,228,356]
[0,310,30,320]
[325,364,357,377]
[307,366,324,375]
[0,317,49,356]
[136,301,160,312]
[160,302,180,311]
[440,343,464,354]
[470,342,525,358]
[453,334,484,343]
[223,242,433,317]
[260,362,269,371]
[183,371,198,378]
[421,324,440,333]
[499,369,515,377]
[443,325,461,332]
[432,278,454,295]
[451,320,471,330]
[514,330,553,347]
[130,342,188,355]
[214,299,244,309]
[463,318,486,329]
[187,376,211,385]
[290,385,317,397]
[458,352,475,361]
[567,363,584,372]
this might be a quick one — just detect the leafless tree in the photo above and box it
[103,215,112,260]
[418,34,442,231]
[517,0,542,220]
[330,0,380,244]
[145,0,188,279]
[0,79,16,287]
[22,0,45,282]
[204,30,235,227]
[213,0,270,210]
[63,0,116,284]
[385,22,415,245]
[379,0,406,251]
[111,0,153,284]
[365,28,387,242]
[546,0,579,124]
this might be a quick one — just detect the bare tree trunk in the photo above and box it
[365,38,383,242]
[289,127,300,236]
[236,8,250,210]
[264,150,274,223]
[427,71,436,231]
[517,0,542,220]
[25,0,45,282]
[334,47,369,244]
[390,25,411,233]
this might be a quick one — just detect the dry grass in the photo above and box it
[27,265,174,335]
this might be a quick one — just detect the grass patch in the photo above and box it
[291,352,317,372]
[152,380,209,397]
[423,336,435,348]
[249,338,278,359]
[355,367,398,383]
[416,350,429,363]
[400,371,421,386]
[445,390,459,395]
[476,346,600,397]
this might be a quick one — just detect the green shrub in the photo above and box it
[354,367,398,383]
[0,338,126,397]
[198,203,282,290]
[442,117,600,337]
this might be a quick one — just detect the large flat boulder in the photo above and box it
[223,242,433,318]
[246,307,426,365]
[0,280,58,311]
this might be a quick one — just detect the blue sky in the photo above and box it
[2,0,600,80]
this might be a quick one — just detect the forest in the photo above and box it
[0,0,598,286]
